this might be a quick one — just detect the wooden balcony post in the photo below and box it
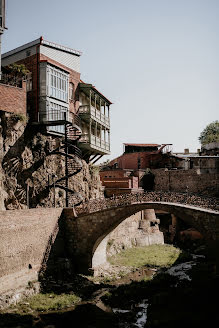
[100,98,102,120]
[94,94,97,116]
[89,119,92,143]
[89,90,92,113]
[95,121,97,144]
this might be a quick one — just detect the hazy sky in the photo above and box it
[2,0,219,160]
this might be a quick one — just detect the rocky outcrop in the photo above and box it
[106,210,164,257]
[0,112,104,210]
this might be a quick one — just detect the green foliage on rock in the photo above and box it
[199,120,219,145]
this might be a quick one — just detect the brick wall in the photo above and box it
[110,152,168,170]
[101,177,131,188]
[0,81,26,115]
[152,168,219,194]
[100,170,139,190]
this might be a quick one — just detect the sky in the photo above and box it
[2,0,219,161]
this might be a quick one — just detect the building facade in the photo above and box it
[1,37,111,162]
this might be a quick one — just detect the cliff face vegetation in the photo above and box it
[0,112,104,210]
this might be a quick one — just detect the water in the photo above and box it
[112,299,149,328]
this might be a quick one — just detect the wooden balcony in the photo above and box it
[79,105,110,127]
[79,133,110,154]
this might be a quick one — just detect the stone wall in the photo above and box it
[105,210,164,257]
[152,168,219,196]
[0,208,62,307]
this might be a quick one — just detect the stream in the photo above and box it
[0,252,217,327]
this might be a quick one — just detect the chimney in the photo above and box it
[184,148,189,154]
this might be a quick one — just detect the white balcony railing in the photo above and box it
[80,134,110,152]
[79,105,110,126]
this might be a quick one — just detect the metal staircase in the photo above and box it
[49,113,84,207]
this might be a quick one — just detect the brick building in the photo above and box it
[0,80,26,115]
[100,143,175,196]
[99,168,142,197]
[1,37,112,162]
[108,143,173,170]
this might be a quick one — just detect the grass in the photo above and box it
[108,244,181,268]
[7,293,81,314]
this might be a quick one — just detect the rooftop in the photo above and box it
[2,36,82,59]
[124,143,161,147]
[79,81,112,105]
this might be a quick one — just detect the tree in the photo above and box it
[1,63,29,86]
[199,121,219,145]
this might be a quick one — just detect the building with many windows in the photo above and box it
[1,37,112,162]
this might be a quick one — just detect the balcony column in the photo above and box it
[94,94,97,116]
[100,125,102,147]
[95,121,97,145]
[89,90,92,113]
[108,130,110,148]
[104,127,106,149]
[89,119,92,143]
[99,98,102,120]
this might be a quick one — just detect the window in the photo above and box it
[47,101,68,134]
[48,66,69,102]
[69,82,74,101]
[26,73,32,92]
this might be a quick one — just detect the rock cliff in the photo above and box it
[0,112,104,210]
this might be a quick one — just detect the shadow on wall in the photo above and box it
[2,122,52,209]
[38,215,76,291]
[141,172,155,191]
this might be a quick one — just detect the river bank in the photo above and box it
[0,244,218,327]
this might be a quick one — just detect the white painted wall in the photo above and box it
[40,45,80,73]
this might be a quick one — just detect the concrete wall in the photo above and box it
[0,82,26,115]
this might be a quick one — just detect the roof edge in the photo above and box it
[2,36,82,59]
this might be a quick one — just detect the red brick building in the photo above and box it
[100,143,177,196]
[99,168,142,197]
[1,37,112,162]
[109,143,173,170]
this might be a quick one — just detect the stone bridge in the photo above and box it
[65,193,219,272]
[0,192,218,304]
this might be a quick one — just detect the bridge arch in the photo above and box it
[64,202,219,273]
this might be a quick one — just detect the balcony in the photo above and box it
[79,133,110,154]
[79,105,110,127]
